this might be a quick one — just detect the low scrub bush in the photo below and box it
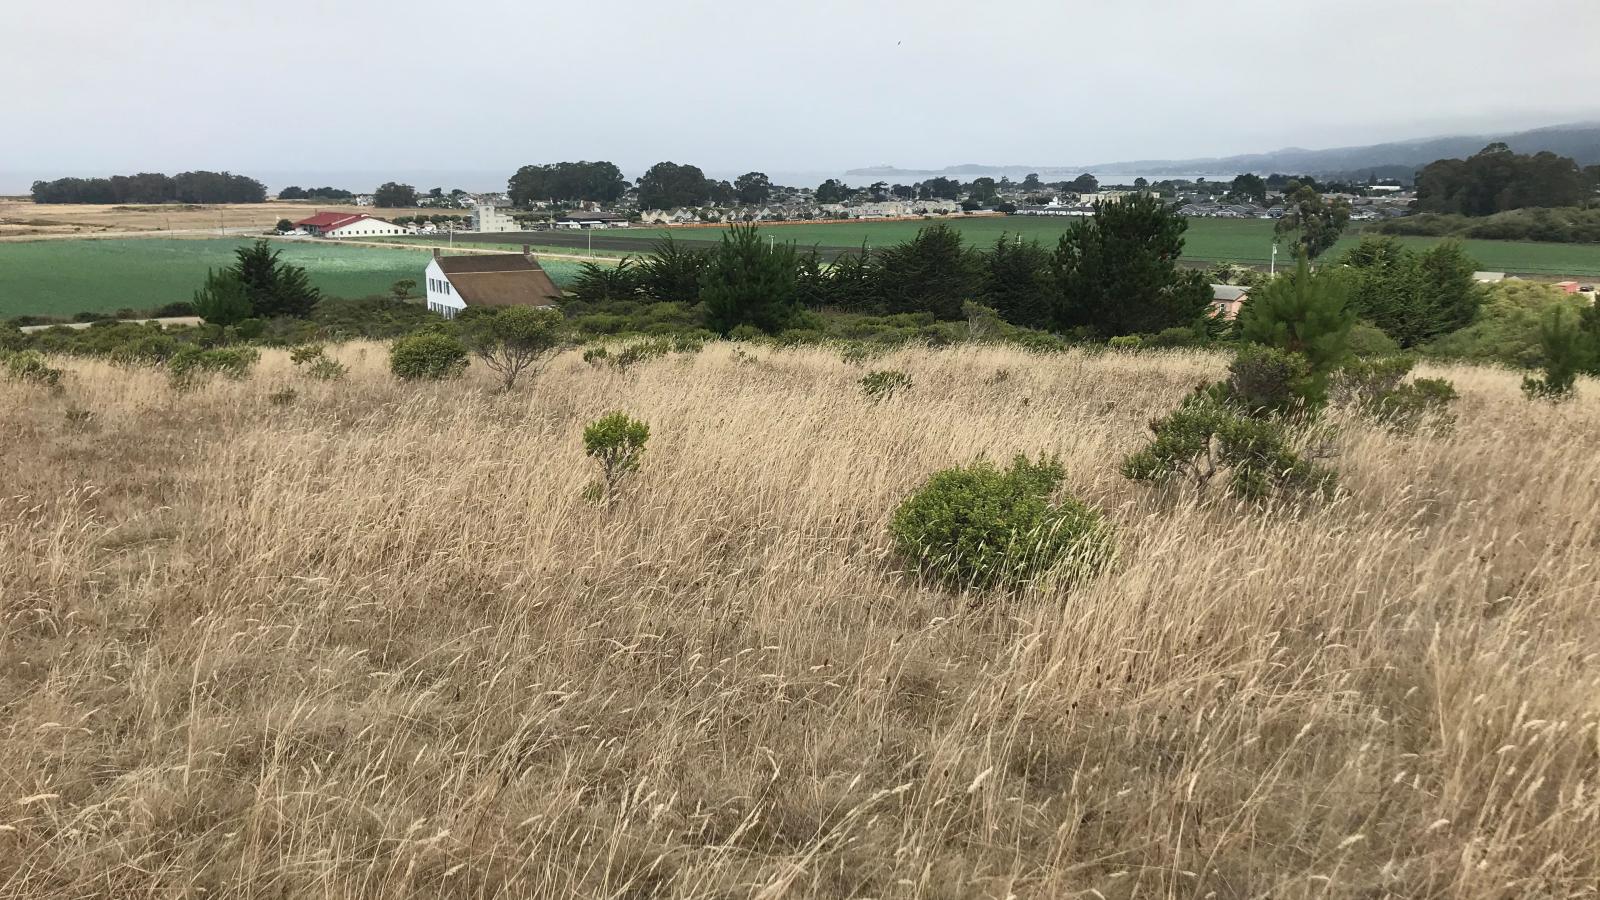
[1122,395,1337,501]
[890,454,1113,590]
[1521,306,1590,402]
[167,345,259,389]
[389,332,468,381]
[583,411,650,500]
[1222,345,1314,416]
[4,350,65,388]
[287,343,347,380]
[860,369,912,400]
[1331,356,1457,430]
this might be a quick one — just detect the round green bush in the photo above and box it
[389,332,468,381]
[890,454,1113,590]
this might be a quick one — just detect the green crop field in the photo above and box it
[470,216,1600,275]
[0,239,587,318]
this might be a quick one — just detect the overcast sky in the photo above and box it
[6,0,1598,190]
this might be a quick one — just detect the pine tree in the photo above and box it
[1238,256,1355,401]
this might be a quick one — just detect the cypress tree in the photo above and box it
[982,234,1054,330]
[1052,194,1212,337]
[230,239,320,318]
[700,224,800,335]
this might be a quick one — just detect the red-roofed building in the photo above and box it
[292,212,406,239]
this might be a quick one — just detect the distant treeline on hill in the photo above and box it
[277,186,355,201]
[30,171,268,204]
[1417,144,1600,217]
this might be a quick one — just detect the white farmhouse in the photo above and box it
[424,248,563,319]
[293,212,407,239]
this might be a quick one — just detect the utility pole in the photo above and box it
[1270,242,1278,277]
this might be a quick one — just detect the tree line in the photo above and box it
[277,186,355,201]
[570,194,1216,339]
[1416,143,1600,216]
[30,171,268,204]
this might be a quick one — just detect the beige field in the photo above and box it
[0,199,449,239]
[2,344,1598,898]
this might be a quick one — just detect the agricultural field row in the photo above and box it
[0,238,586,317]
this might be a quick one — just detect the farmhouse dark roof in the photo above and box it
[1211,285,1249,302]
[435,254,562,308]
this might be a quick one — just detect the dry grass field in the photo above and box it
[2,344,1598,898]
[0,200,446,239]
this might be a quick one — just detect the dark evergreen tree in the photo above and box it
[982,235,1054,330]
[1342,237,1483,347]
[638,234,709,303]
[875,224,981,320]
[231,240,320,318]
[1051,194,1212,336]
[700,224,800,335]
[1238,256,1355,396]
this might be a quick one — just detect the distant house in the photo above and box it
[1473,271,1507,284]
[293,212,406,239]
[1210,284,1250,320]
[424,249,563,319]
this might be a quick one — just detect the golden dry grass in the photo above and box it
[2,344,1598,898]
[0,200,448,239]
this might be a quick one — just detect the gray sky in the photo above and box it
[6,0,1598,191]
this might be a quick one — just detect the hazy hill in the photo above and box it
[850,123,1600,181]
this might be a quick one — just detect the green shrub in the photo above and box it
[890,454,1113,590]
[1122,396,1336,501]
[288,343,348,380]
[1108,335,1142,350]
[389,332,468,381]
[4,350,65,388]
[167,345,259,389]
[1143,325,1208,349]
[1345,320,1402,358]
[1368,377,1458,432]
[860,369,912,400]
[1521,306,1589,401]
[1223,345,1314,416]
[289,343,326,366]
[457,306,564,390]
[583,411,650,499]
[0,325,26,353]
[108,333,179,367]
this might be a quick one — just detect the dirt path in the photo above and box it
[19,316,201,333]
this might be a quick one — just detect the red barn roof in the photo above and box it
[293,212,370,229]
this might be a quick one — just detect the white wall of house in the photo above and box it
[325,217,406,239]
[474,203,519,233]
[423,259,466,318]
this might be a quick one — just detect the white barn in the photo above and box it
[424,248,563,319]
[293,212,406,239]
